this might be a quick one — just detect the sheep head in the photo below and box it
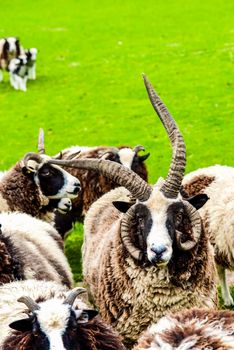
[21,152,81,200]
[9,288,98,348]
[47,75,208,266]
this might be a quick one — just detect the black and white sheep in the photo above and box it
[133,308,234,350]
[49,75,218,346]
[8,48,38,91]
[8,55,28,91]
[53,145,149,237]
[0,279,126,350]
[182,164,234,306]
[0,151,80,224]
[0,211,73,286]
[0,37,23,81]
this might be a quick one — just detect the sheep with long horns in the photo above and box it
[48,76,218,347]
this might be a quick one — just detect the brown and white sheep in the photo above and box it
[182,164,234,306]
[0,211,73,287]
[53,144,149,237]
[0,37,23,81]
[0,151,80,224]
[0,279,126,350]
[49,75,218,347]
[133,308,234,350]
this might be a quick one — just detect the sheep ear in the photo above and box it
[9,317,33,332]
[112,201,132,213]
[186,194,209,210]
[138,153,150,162]
[76,309,99,323]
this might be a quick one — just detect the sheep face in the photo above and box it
[106,147,149,170]
[9,299,98,349]
[23,155,81,200]
[35,163,81,199]
[114,186,209,267]
[6,37,20,54]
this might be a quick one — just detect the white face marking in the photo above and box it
[36,299,70,349]
[118,148,135,169]
[7,37,17,53]
[144,186,178,265]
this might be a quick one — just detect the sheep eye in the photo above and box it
[41,170,50,177]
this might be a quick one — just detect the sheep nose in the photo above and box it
[151,245,167,259]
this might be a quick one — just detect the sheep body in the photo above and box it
[83,186,218,346]
[182,165,234,305]
[133,308,234,350]
[0,279,125,350]
[0,211,72,286]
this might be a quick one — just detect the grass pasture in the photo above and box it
[0,0,234,297]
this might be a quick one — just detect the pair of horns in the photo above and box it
[47,74,185,201]
[18,288,87,312]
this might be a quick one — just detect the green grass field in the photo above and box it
[0,0,233,297]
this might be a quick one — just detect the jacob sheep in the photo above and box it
[182,165,234,306]
[0,279,125,350]
[8,55,28,91]
[49,75,218,346]
[0,37,23,81]
[53,144,149,236]
[133,308,234,350]
[0,211,73,287]
[0,151,80,224]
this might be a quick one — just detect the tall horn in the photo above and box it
[143,74,186,198]
[38,128,45,154]
[18,296,40,312]
[23,152,43,167]
[48,158,152,202]
[63,288,87,306]
[176,201,202,250]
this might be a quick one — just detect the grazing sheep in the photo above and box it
[0,151,80,224]
[0,211,73,287]
[182,165,234,306]
[49,75,218,346]
[0,37,23,81]
[0,279,126,350]
[54,145,149,237]
[133,308,234,350]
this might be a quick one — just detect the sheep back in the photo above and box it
[0,212,72,287]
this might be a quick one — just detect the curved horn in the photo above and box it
[176,201,202,250]
[100,147,119,159]
[143,74,186,198]
[23,152,43,167]
[132,145,145,153]
[121,206,143,260]
[18,296,40,312]
[63,288,87,306]
[48,158,152,202]
[38,128,45,154]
